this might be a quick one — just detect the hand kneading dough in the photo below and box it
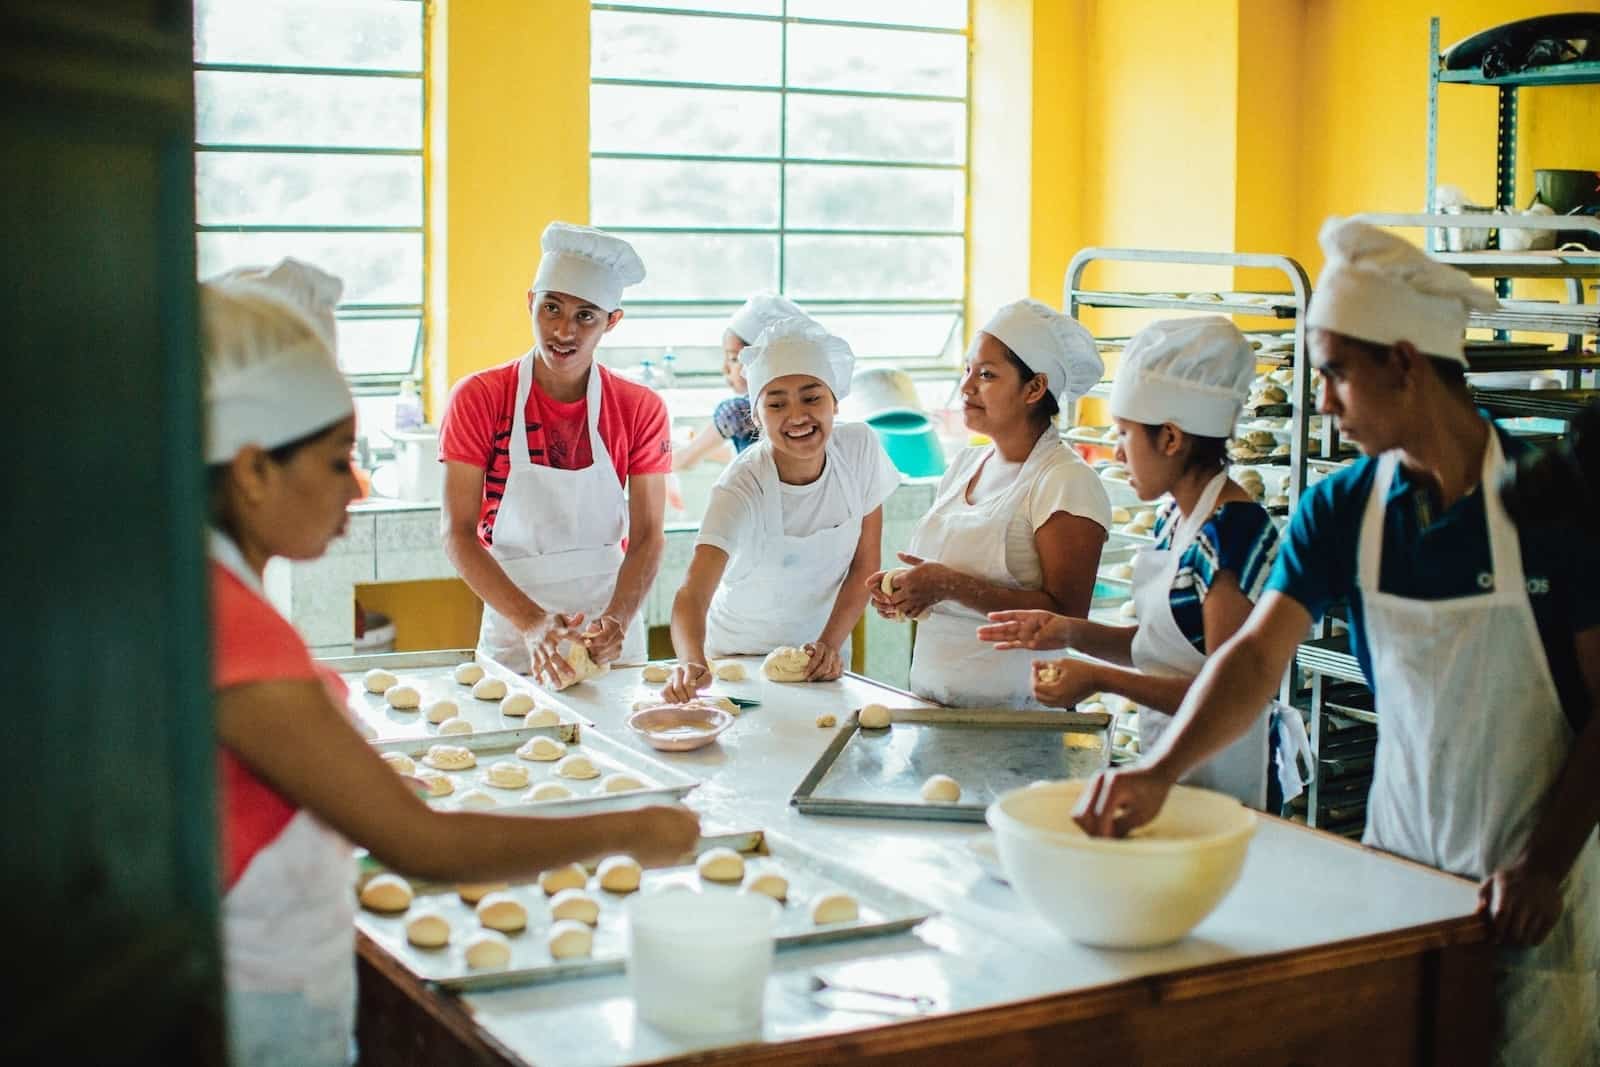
[471,676,507,701]
[453,662,485,686]
[600,773,645,793]
[483,760,530,789]
[425,700,459,724]
[475,892,527,932]
[525,706,561,728]
[696,847,745,883]
[858,704,891,729]
[458,789,497,810]
[551,643,608,691]
[762,646,812,682]
[423,744,475,770]
[457,882,508,905]
[416,771,454,797]
[810,891,859,925]
[920,774,961,803]
[641,663,672,683]
[1036,665,1061,685]
[815,713,837,728]
[879,568,929,622]
[547,919,593,959]
[382,752,416,775]
[714,661,746,682]
[500,692,536,717]
[363,668,398,694]
[745,872,788,902]
[524,782,573,803]
[384,684,421,710]
[359,873,412,913]
[549,888,601,925]
[437,716,474,736]
[463,930,511,969]
[1118,599,1139,620]
[405,911,451,948]
[597,855,642,893]
[555,754,600,780]
[516,736,567,762]
[539,863,588,895]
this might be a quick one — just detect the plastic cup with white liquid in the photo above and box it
[625,887,779,1034]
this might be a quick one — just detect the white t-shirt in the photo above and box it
[696,421,901,581]
[938,439,1111,588]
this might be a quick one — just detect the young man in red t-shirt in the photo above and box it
[439,223,671,685]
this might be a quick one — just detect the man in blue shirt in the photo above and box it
[1075,219,1599,1066]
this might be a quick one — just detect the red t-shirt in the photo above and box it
[438,360,672,546]
[211,562,347,891]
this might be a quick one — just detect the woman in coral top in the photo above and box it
[202,260,698,1067]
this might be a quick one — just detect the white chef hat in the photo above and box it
[726,291,811,345]
[1307,217,1499,363]
[980,299,1103,403]
[531,221,646,312]
[1109,316,1256,437]
[201,258,353,464]
[740,317,855,401]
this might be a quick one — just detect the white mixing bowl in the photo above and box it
[987,780,1257,949]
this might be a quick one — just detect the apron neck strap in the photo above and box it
[509,355,612,472]
[1166,470,1230,559]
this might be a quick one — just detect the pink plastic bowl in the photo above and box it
[626,704,734,752]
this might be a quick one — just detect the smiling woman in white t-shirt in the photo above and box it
[663,318,900,701]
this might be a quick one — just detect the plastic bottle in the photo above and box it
[394,379,423,431]
[638,358,658,389]
[660,347,678,388]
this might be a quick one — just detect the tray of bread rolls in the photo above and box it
[353,829,934,992]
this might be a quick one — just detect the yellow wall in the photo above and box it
[358,579,483,652]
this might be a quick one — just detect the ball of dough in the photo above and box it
[384,684,421,710]
[1109,562,1134,580]
[425,700,459,724]
[363,668,398,694]
[525,707,561,728]
[471,677,507,701]
[359,873,412,913]
[597,855,642,893]
[762,646,812,683]
[810,891,858,925]
[547,919,593,960]
[815,713,837,728]
[475,892,527,933]
[415,771,453,797]
[1130,510,1157,531]
[641,664,672,683]
[1036,665,1061,685]
[1118,599,1139,620]
[516,736,567,762]
[500,692,536,718]
[463,930,511,970]
[437,716,474,736]
[599,772,644,794]
[551,643,608,691]
[745,872,788,902]
[539,863,588,896]
[879,568,929,622]
[483,760,530,789]
[452,662,485,686]
[858,704,891,729]
[694,695,739,716]
[549,888,600,925]
[554,754,599,780]
[1110,506,1132,524]
[1079,701,1109,717]
[457,882,508,905]
[423,744,475,771]
[696,847,745,884]
[458,789,497,810]
[714,661,746,682]
[405,910,451,948]
[920,774,962,803]
[381,751,415,775]
[524,782,573,803]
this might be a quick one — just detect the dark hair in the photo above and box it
[998,345,1061,423]
[1141,423,1228,474]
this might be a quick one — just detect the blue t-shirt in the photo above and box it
[1266,427,1598,730]
[713,395,759,454]
[1151,500,1283,653]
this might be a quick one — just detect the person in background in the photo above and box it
[868,299,1110,707]
[439,223,670,686]
[980,317,1303,809]
[663,318,899,699]
[1074,219,1598,1066]
[204,260,697,1067]
[672,292,810,471]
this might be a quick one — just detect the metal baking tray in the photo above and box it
[790,707,1113,823]
[321,649,597,740]
[368,726,699,814]
[355,829,934,993]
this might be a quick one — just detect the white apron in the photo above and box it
[476,356,646,672]
[1130,473,1272,809]
[907,433,1068,707]
[1356,438,1598,1066]
[212,532,357,1067]
[704,438,863,659]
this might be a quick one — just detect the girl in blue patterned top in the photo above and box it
[979,316,1284,808]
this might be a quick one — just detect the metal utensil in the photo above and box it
[808,974,935,1013]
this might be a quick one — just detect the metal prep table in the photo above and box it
[356,657,1492,1066]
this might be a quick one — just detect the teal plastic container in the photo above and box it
[865,408,946,478]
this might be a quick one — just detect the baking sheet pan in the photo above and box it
[790,707,1113,822]
[355,830,933,993]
